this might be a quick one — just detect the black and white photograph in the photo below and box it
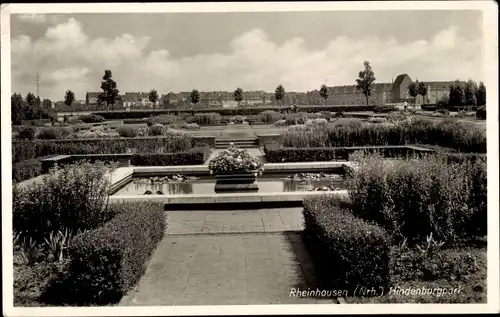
[1,1,498,316]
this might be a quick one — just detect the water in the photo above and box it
[112,174,346,195]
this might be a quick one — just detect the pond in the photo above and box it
[112,173,347,195]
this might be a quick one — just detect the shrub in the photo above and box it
[131,147,210,166]
[37,127,73,140]
[44,201,165,305]
[117,126,139,138]
[18,127,37,140]
[148,115,185,127]
[185,123,200,130]
[148,124,166,136]
[79,114,105,123]
[374,105,397,113]
[259,110,283,123]
[346,152,487,245]
[231,115,245,124]
[13,161,114,244]
[12,158,43,183]
[190,112,222,125]
[303,195,391,291]
[305,118,328,126]
[476,106,486,120]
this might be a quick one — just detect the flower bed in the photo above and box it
[208,143,264,176]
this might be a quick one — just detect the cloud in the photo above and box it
[11,18,483,101]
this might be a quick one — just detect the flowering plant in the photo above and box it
[208,143,264,176]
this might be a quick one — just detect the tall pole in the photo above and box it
[37,72,42,119]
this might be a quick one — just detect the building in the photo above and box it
[122,92,160,109]
[299,74,457,106]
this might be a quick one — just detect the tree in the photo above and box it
[275,84,286,106]
[99,70,120,111]
[64,90,75,107]
[25,92,38,107]
[234,88,243,106]
[448,81,465,109]
[464,80,478,110]
[319,84,329,106]
[148,89,159,109]
[408,82,418,108]
[476,81,486,107]
[417,81,428,105]
[42,99,53,109]
[190,89,200,107]
[355,61,376,105]
[11,93,25,123]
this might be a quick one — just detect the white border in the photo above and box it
[2,1,499,316]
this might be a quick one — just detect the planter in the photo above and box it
[214,171,259,193]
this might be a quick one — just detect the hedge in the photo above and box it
[373,105,397,113]
[42,201,165,305]
[12,135,198,163]
[264,143,348,162]
[303,195,391,292]
[79,114,105,123]
[420,104,438,111]
[263,144,437,163]
[89,105,377,119]
[130,147,211,166]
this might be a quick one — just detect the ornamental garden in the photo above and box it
[11,105,487,305]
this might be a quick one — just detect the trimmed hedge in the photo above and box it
[90,105,377,119]
[12,135,198,163]
[264,143,348,162]
[263,144,437,163]
[374,105,397,113]
[43,201,165,305]
[130,147,211,166]
[79,114,105,123]
[420,104,438,111]
[303,195,391,292]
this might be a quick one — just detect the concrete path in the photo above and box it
[120,208,333,306]
[166,208,304,234]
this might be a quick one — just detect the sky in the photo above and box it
[10,10,484,101]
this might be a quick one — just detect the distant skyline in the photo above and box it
[11,10,484,101]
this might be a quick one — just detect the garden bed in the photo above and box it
[301,153,487,303]
[13,163,166,306]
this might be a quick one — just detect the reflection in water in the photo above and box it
[115,176,346,196]
[132,181,193,195]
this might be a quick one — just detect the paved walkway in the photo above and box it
[120,208,333,306]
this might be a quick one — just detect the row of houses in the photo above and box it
[85,74,458,109]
